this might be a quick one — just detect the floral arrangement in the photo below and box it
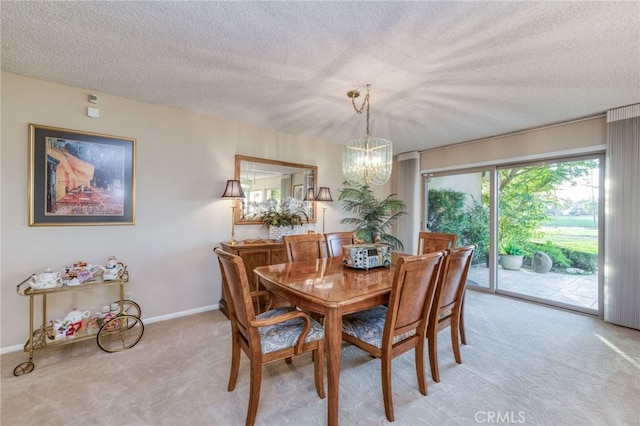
[254,196,309,228]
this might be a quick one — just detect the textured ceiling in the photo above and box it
[2,1,639,155]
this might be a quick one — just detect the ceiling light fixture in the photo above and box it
[343,84,392,186]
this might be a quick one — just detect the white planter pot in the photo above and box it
[501,254,524,270]
[269,225,304,240]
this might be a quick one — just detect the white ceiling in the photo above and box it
[2,1,639,155]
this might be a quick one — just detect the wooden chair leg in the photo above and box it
[285,357,293,364]
[246,359,262,426]
[314,342,325,399]
[228,336,241,391]
[428,327,440,383]
[415,339,428,395]
[460,296,467,345]
[451,313,462,365]
[381,355,395,422]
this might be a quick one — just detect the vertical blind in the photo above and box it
[605,104,640,329]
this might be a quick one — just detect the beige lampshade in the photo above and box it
[221,180,245,198]
[316,187,333,202]
[303,188,315,201]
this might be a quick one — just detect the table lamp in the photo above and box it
[315,187,333,234]
[303,188,315,202]
[221,179,245,245]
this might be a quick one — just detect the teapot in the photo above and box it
[63,308,91,324]
[103,256,124,281]
[106,256,120,269]
[29,268,62,289]
[59,308,90,337]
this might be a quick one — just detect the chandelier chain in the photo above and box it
[351,84,371,137]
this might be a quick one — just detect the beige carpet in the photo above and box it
[2,291,639,425]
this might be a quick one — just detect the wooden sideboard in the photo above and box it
[218,240,288,318]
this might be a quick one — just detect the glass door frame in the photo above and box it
[423,165,497,294]
[423,152,604,317]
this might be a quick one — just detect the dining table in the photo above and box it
[254,254,403,426]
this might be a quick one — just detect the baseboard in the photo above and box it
[142,304,218,325]
[0,303,220,355]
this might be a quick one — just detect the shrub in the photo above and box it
[563,249,598,273]
[524,241,572,269]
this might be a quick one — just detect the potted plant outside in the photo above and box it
[500,241,524,270]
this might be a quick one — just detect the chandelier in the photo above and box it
[343,84,393,186]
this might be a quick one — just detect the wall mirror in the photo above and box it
[235,155,317,225]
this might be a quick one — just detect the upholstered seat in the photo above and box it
[257,307,324,354]
[342,306,416,348]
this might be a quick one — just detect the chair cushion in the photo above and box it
[257,307,325,354]
[342,306,416,349]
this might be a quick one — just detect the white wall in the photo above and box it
[0,72,360,350]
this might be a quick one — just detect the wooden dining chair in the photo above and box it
[214,248,325,426]
[341,251,446,422]
[282,233,325,262]
[417,231,458,254]
[324,231,355,258]
[427,244,476,383]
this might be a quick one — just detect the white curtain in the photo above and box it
[605,104,640,329]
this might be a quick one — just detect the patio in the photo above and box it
[466,265,599,310]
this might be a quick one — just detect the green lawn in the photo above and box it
[543,215,598,227]
[537,215,598,253]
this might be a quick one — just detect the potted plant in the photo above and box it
[255,196,309,239]
[338,182,406,251]
[500,241,524,270]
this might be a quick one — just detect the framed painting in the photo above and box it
[28,124,136,226]
[293,184,303,200]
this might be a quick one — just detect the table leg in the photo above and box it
[324,309,341,426]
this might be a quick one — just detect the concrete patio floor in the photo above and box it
[466,265,599,310]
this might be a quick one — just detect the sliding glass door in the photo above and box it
[424,154,603,315]
[496,156,602,313]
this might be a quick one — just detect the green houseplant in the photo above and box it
[338,182,406,251]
